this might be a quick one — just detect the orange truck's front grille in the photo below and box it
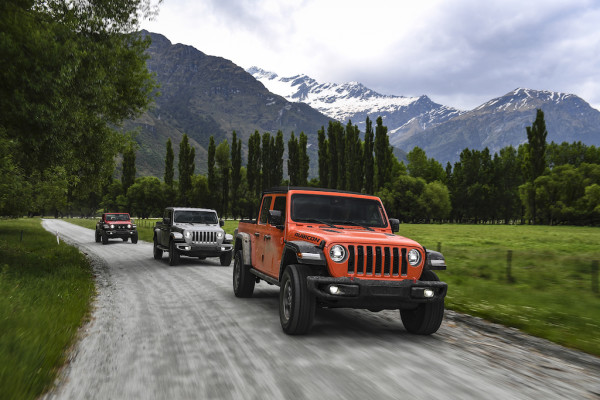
[347,245,408,277]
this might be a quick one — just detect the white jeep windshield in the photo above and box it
[173,210,218,224]
[291,194,387,228]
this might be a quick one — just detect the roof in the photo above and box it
[262,186,366,196]
[165,207,218,212]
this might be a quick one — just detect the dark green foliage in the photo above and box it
[287,132,299,185]
[407,147,446,183]
[363,117,375,194]
[271,131,285,187]
[247,131,262,195]
[344,121,363,192]
[207,136,217,208]
[317,126,329,188]
[121,144,137,195]
[298,132,309,186]
[261,132,271,190]
[327,121,345,189]
[230,131,242,217]
[178,134,195,206]
[215,140,230,215]
[374,116,394,192]
[164,138,174,188]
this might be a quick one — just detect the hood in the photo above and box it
[174,223,222,231]
[291,227,422,248]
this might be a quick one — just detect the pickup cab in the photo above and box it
[233,187,448,335]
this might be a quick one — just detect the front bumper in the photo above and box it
[105,229,137,239]
[307,276,447,310]
[174,242,233,257]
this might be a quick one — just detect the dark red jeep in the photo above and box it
[95,213,138,244]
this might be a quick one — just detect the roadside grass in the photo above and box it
[0,218,94,400]
[399,224,600,356]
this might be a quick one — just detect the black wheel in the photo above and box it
[122,237,128,242]
[95,230,100,243]
[101,233,108,245]
[153,236,163,260]
[233,250,254,298]
[400,270,445,335]
[131,233,138,244]
[168,240,180,266]
[279,265,315,335]
[220,251,233,266]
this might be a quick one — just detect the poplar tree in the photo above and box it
[230,131,242,213]
[345,121,362,192]
[374,116,393,191]
[523,108,548,223]
[247,131,262,195]
[261,132,271,190]
[271,131,285,187]
[121,143,136,195]
[208,136,218,208]
[164,138,174,188]
[317,126,329,187]
[215,140,230,216]
[298,132,309,186]
[364,116,375,194]
[287,132,299,185]
[178,134,195,206]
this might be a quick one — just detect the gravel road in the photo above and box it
[41,219,600,400]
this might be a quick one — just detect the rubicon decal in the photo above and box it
[295,232,321,243]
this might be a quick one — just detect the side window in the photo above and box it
[272,196,286,223]
[259,196,272,225]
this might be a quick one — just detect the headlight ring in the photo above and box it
[329,245,347,263]
[408,249,421,266]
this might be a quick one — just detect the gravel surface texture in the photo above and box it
[41,219,600,400]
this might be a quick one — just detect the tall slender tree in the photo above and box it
[317,126,329,187]
[271,131,285,187]
[364,116,375,193]
[374,116,393,191]
[247,131,262,195]
[261,132,271,190]
[230,131,242,216]
[164,138,174,188]
[287,132,299,185]
[215,140,231,216]
[178,134,195,206]
[121,143,137,195]
[524,108,548,223]
[207,135,217,208]
[344,121,362,192]
[298,132,309,186]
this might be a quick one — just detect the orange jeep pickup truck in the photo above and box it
[233,187,448,335]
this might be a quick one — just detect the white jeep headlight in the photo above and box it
[184,231,192,239]
[329,245,346,263]
[217,232,223,239]
[408,249,421,266]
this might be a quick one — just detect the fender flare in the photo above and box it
[234,231,252,266]
[278,240,326,281]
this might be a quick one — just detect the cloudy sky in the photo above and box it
[141,0,600,111]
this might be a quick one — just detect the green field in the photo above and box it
[0,218,95,400]
[399,224,600,355]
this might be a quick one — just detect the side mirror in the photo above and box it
[219,219,225,227]
[163,217,171,225]
[389,218,400,233]
[267,209,283,228]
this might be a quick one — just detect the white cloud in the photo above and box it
[142,0,600,110]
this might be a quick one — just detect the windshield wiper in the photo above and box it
[333,221,374,231]
[300,219,341,229]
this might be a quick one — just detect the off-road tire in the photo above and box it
[400,270,444,335]
[122,237,128,242]
[168,240,180,266]
[220,251,233,266]
[153,237,163,260]
[131,233,138,244]
[279,265,315,335]
[101,233,108,245]
[95,230,100,243]
[233,250,254,298]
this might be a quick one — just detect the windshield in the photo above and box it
[291,194,387,228]
[173,210,218,224]
[106,214,130,222]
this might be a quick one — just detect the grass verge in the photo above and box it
[0,218,95,400]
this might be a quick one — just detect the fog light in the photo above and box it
[329,285,340,295]
[424,288,434,298]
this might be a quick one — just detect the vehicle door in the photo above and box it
[158,209,173,246]
[253,196,272,275]
[264,195,286,277]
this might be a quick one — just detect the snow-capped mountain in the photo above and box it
[392,88,600,163]
[248,66,464,137]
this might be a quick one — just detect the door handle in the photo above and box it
[254,232,260,237]
[264,235,271,240]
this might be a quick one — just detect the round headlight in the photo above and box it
[329,245,346,263]
[217,232,223,239]
[184,231,192,239]
[110,224,115,229]
[408,249,421,266]
[127,224,132,229]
